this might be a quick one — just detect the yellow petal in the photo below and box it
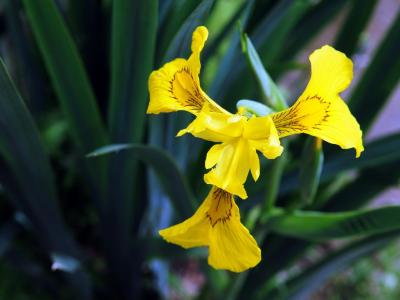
[307,45,353,95]
[178,103,244,142]
[205,143,225,169]
[147,26,225,115]
[191,26,208,53]
[244,116,284,159]
[249,148,260,181]
[204,139,249,199]
[159,194,211,248]
[207,190,261,272]
[271,45,364,157]
[159,187,261,272]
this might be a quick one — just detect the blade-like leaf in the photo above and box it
[323,159,400,212]
[264,231,400,300]
[0,59,91,299]
[298,138,324,207]
[267,206,400,241]
[334,0,378,56]
[157,0,201,62]
[240,32,287,110]
[349,11,400,131]
[88,144,196,218]
[4,0,47,115]
[279,0,348,64]
[109,0,157,144]
[163,0,215,62]
[279,132,400,196]
[213,0,311,104]
[107,4,157,295]
[22,0,108,203]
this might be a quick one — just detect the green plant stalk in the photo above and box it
[240,32,287,111]
[264,142,289,213]
[298,137,324,207]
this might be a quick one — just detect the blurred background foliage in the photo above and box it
[0,0,398,299]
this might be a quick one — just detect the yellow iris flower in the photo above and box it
[147,26,364,272]
[159,186,261,272]
[148,26,363,199]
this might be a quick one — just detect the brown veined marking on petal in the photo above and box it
[272,95,331,136]
[206,188,233,227]
[168,67,221,113]
[167,67,206,112]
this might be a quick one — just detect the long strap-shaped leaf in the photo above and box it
[349,11,400,131]
[22,0,108,204]
[266,206,400,241]
[163,0,215,62]
[0,59,91,299]
[262,230,400,300]
[88,144,196,218]
[279,132,400,196]
[106,3,158,297]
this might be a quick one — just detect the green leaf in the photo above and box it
[323,159,400,212]
[163,0,215,62]
[349,11,400,131]
[323,133,400,180]
[240,33,287,110]
[109,0,157,144]
[267,206,400,241]
[213,0,311,104]
[334,0,378,56]
[88,144,196,218]
[208,0,255,99]
[278,0,348,64]
[0,59,91,299]
[264,231,400,300]
[107,0,157,274]
[280,132,400,196]
[22,0,108,203]
[252,0,312,66]
[3,0,47,115]
[298,138,324,207]
[157,0,201,62]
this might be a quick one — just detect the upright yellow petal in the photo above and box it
[244,116,284,159]
[147,26,225,115]
[204,139,250,199]
[271,45,364,157]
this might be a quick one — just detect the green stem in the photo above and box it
[263,141,288,214]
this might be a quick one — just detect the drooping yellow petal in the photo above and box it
[159,196,210,248]
[147,26,225,115]
[271,45,364,157]
[207,189,261,272]
[159,187,261,272]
